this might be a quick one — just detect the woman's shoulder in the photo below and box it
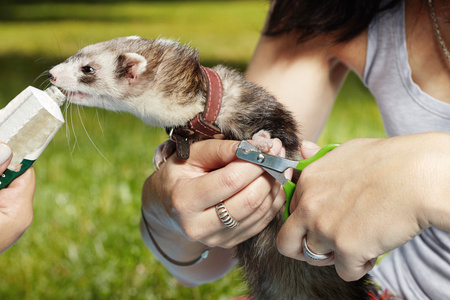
[329,31,368,77]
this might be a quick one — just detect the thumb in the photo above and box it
[300,140,321,159]
[188,139,240,170]
[0,143,12,173]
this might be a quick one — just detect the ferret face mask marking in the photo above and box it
[50,47,147,111]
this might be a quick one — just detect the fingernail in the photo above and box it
[0,143,12,165]
[301,140,321,150]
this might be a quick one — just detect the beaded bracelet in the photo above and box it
[141,208,210,267]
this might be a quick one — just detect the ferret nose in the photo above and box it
[48,72,55,82]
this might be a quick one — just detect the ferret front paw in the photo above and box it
[252,130,273,153]
[153,140,176,170]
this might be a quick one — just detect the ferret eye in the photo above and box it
[82,66,94,74]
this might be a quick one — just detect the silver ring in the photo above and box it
[303,236,333,262]
[215,202,239,229]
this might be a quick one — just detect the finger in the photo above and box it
[229,182,285,243]
[184,171,280,242]
[0,143,12,174]
[8,166,36,191]
[176,159,267,212]
[176,139,284,211]
[301,234,335,266]
[276,212,308,261]
[199,138,284,211]
[186,138,284,170]
[202,181,286,248]
[215,172,279,225]
[334,255,377,282]
[300,140,321,159]
[6,167,36,205]
[185,139,241,170]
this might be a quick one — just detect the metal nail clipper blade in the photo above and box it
[236,140,339,220]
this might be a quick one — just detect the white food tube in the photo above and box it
[0,86,65,189]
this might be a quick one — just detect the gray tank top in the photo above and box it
[364,1,450,298]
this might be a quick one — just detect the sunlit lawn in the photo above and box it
[0,2,385,299]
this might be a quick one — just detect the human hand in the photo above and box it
[142,138,286,260]
[277,134,449,281]
[0,143,36,253]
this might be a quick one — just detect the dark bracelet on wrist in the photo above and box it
[141,207,210,267]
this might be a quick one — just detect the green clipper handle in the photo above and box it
[0,159,34,190]
[284,143,340,221]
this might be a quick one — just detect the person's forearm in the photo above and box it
[140,211,236,287]
[245,34,348,142]
[419,132,450,232]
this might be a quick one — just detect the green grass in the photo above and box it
[0,2,385,299]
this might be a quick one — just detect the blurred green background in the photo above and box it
[0,1,385,299]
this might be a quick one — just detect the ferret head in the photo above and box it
[49,36,150,112]
[48,36,206,127]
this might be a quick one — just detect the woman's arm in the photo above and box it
[246,32,350,141]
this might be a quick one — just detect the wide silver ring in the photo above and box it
[303,236,333,262]
[215,202,239,229]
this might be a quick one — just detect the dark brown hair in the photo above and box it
[264,0,401,42]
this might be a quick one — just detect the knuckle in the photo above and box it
[216,140,235,160]
[203,236,221,248]
[335,267,355,282]
[204,240,218,248]
[170,196,186,215]
[219,168,243,192]
[311,215,332,237]
[336,240,355,258]
[334,236,358,263]
[171,189,193,216]
[295,195,315,218]
[259,201,276,224]
[244,187,266,212]
[335,262,364,282]
[276,240,295,259]
[182,223,205,242]
[276,237,287,255]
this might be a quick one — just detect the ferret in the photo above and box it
[48,36,373,299]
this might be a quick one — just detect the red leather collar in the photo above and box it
[169,65,224,159]
[189,65,223,138]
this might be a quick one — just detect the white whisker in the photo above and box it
[61,102,74,166]
[76,105,112,166]
[94,109,105,137]
[69,101,79,154]
[34,72,51,88]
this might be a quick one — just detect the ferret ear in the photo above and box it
[117,53,147,85]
